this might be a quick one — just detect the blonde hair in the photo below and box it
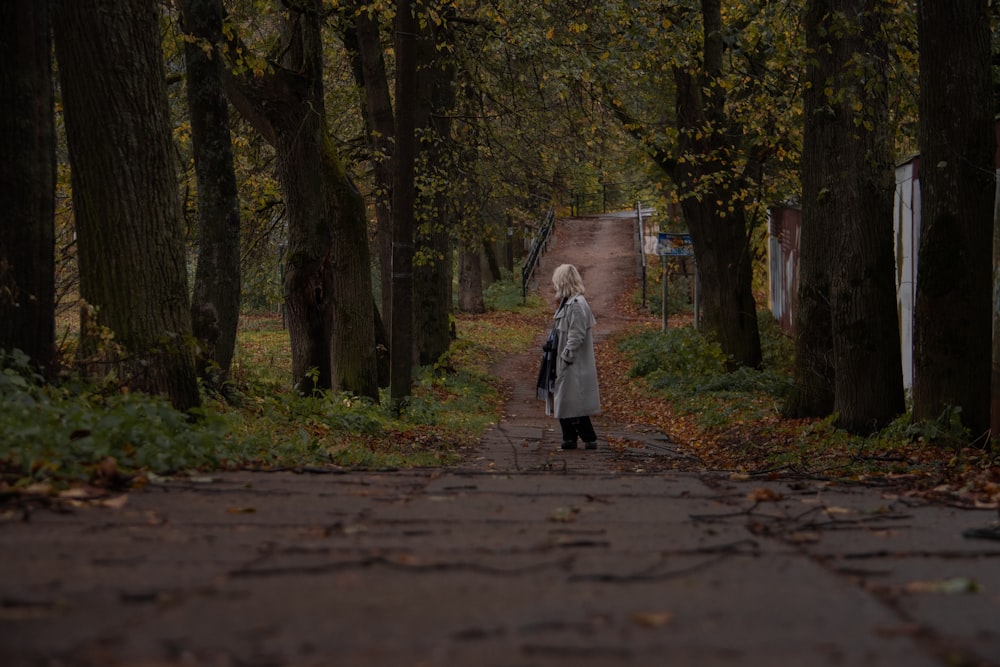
[552,264,585,300]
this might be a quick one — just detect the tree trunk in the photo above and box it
[827,0,904,433]
[788,0,907,431]
[179,0,242,386]
[913,0,994,436]
[413,13,457,366]
[671,0,761,370]
[458,232,485,314]
[992,169,1000,438]
[348,2,456,370]
[785,0,837,419]
[53,0,200,411]
[220,0,378,400]
[343,8,395,327]
[0,0,55,375]
[414,217,453,365]
[391,0,418,405]
[326,153,380,399]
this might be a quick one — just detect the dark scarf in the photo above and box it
[536,298,566,400]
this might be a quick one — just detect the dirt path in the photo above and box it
[465,212,690,475]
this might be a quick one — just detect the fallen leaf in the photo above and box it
[549,507,579,523]
[392,553,419,566]
[630,611,674,628]
[58,487,98,500]
[98,495,129,509]
[903,577,978,594]
[747,487,783,502]
[787,531,820,544]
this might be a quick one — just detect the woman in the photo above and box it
[549,264,601,450]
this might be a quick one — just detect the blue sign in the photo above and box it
[657,233,693,257]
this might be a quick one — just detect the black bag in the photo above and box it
[536,298,566,401]
[536,326,558,401]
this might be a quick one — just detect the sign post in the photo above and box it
[656,233,694,331]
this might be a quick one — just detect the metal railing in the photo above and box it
[521,206,556,300]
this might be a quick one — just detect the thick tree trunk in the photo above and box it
[785,0,837,419]
[414,217,453,365]
[391,0,418,405]
[220,0,378,399]
[789,0,905,433]
[274,121,335,395]
[671,0,761,370]
[675,189,761,370]
[343,9,395,326]
[0,0,55,374]
[458,233,485,314]
[326,151,380,400]
[828,0,904,433]
[345,1,455,370]
[993,176,1000,438]
[179,0,242,386]
[413,15,457,366]
[913,0,994,436]
[53,0,200,411]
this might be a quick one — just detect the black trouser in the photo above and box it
[559,416,596,444]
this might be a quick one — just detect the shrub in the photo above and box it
[618,314,793,403]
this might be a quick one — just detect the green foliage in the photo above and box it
[2,291,537,489]
[638,267,695,318]
[618,313,794,432]
[621,326,727,381]
[215,326,512,472]
[896,406,972,450]
[0,350,228,487]
[756,312,795,376]
[482,269,545,312]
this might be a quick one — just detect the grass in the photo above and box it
[0,282,547,493]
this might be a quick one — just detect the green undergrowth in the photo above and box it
[620,313,794,431]
[0,287,544,492]
[617,313,999,482]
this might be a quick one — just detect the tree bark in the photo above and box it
[458,233,485,314]
[53,0,200,411]
[827,0,904,433]
[912,0,994,436]
[785,0,837,419]
[788,1,907,433]
[993,167,1000,439]
[343,8,395,327]
[179,0,242,386]
[671,0,762,370]
[0,0,56,375]
[220,0,378,400]
[413,11,457,366]
[391,0,418,405]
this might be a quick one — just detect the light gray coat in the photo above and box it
[552,294,601,419]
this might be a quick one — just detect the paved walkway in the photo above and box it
[2,214,999,667]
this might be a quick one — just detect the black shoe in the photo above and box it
[560,441,578,450]
[584,441,597,450]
